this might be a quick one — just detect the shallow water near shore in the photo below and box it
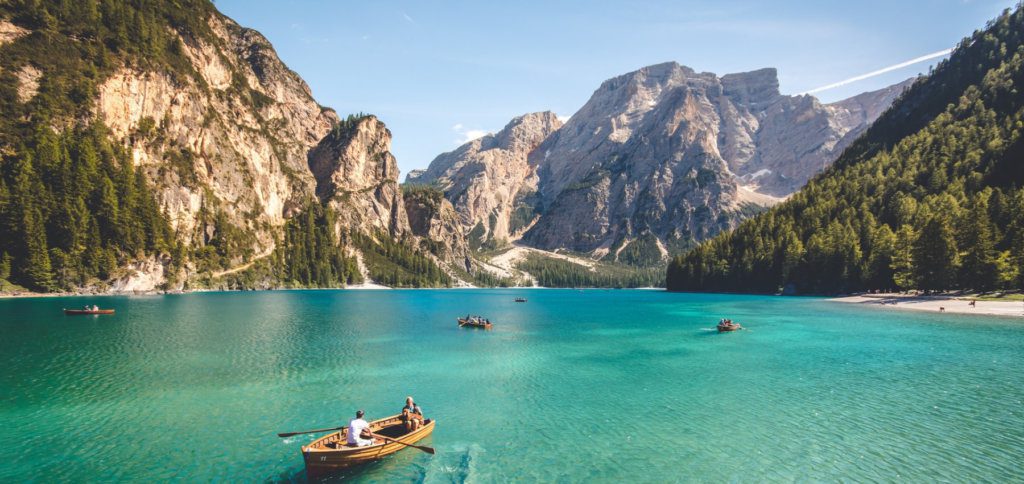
[2,289,1023,482]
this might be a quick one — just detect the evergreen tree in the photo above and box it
[958,194,1000,290]
[912,218,959,292]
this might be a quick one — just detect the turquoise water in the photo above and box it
[1,290,1023,482]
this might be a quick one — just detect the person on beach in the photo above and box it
[969,300,977,308]
[401,396,424,431]
[346,410,375,446]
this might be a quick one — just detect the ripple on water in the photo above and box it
[1,290,1023,482]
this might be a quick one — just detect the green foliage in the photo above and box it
[352,231,452,288]
[516,254,664,288]
[667,6,1024,294]
[508,189,541,235]
[401,183,444,208]
[0,0,221,292]
[0,124,176,291]
[616,233,665,267]
[277,202,361,287]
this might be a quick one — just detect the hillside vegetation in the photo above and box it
[0,1,222,291]
[667,7,1024,295]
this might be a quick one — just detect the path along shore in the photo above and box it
[832,293,1024,317]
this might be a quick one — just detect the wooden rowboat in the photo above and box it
[64,309,115,315]
[457,317,492,329]
[302,414,435,475]
[717,320,742,332]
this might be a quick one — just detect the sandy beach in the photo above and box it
[832,293,1024,317]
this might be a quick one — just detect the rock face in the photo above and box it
[403,188,472,271]
[95,14,337,259]
[408,112,562,245]
[417,62,910,263]
[85,10,464,289]
[309,115,410,237]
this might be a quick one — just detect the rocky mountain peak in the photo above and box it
[721,67,780,107]
[488,111,563,153]
[407,111,563,244]
[308,115,409,237]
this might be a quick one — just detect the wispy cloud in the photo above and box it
[802,49,952,95]
[402,12,415,24]
[452,124,490,144]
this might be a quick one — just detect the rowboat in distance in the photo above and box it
[717,319,742,332]
[64,308,115,315]
[302,414,435,475]
[514,297,527,302]
[458,316,493,329]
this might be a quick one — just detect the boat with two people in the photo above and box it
[64,305,115,315]
[514,297,527,303]
[458,315,493,329]
[717,319,742,332]
[279,397,436,476]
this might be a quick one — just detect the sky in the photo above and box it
[216,0,1018,176]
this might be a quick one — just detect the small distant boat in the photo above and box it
[302,414,436,475]
[717,319,742,332]
[514,297,527,303]
[64,308,115,315]
[458,317,493,329]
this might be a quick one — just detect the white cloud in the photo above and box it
[802,49,953,95]
[402,12,415,24]
[557,115,571,123]
[452,124,490,144]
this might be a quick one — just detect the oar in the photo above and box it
[377,434,435,454]
[277,426,346,438]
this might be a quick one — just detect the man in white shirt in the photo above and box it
[346,410,375,446]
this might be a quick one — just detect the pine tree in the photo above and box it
[958,194,1000,290]
[913,218,959,292]
[891,225,917,290]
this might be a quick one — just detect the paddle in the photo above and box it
[276,426,346,438]
[377,435,436,454]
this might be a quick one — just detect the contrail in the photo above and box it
[801,48,953,95]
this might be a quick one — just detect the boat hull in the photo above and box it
[302,415,435,475]
[457,318,492,329]
[64,309,115,315]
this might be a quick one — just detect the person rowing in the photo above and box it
[346,410,376,447]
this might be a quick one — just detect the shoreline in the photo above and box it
[0,285,665,299]
[831,293,1024,317]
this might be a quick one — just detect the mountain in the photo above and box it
[415,63,910,266]
[666,7,1024,294]
[407,112,562,246]
[0,1,463,292]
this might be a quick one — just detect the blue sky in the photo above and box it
[216,0,1018,176]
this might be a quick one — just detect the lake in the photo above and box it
[1,290,1022,482]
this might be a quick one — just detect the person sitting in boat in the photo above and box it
[401,396,424,431]
[346,410,375,447]
[92,305,99,311]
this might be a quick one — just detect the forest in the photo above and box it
[666,7,1024,295]
[517,254,664,288]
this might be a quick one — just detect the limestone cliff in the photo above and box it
[402,187,473,272]
[94,13,337,282]
[309,115,410,238]
[408,112,562,245]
